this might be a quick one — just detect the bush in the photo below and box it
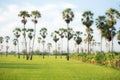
[70,52,120,69]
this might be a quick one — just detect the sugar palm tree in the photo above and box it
[41,40,45,59]
[74,31,82,54]
[81,11,94,54]
[22,28,27,58]
[13,28,21,58]
[31,10,41,58]
[18,10,30,60]
[40,27,47,59]
[62,8,74,60]
[51,31,59,59]
[86,28,94,53]
[0,37,4,54]
[106,8,118,53]
[27,28,34,60]
[5,36,10,56]
[13,39,17,56]
[96,16,106,52]
[47,43,52,56]
[117,29,120,45]
[64,27,74,56]
[103,25,116,52]
[58,28,65,58]
[38,37,42,55]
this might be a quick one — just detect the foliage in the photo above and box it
[70,52,120,69]
[62,8,74,24]
[40,27,48,39]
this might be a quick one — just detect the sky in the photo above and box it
[0,0,120,52]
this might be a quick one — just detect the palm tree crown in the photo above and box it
[62,8,74,24]
[40,28,48,39]
[5,36,10,43]
[27,29,34,40]
[31,10,41,24]
[18,11,30,25]
[0,37,4,43]
[81,11,93,28]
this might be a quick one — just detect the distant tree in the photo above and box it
[81,11,94,54]
[106,8,118,52]
[41,40,45,59]
[18,10,30,60]
[31,10,41,60]
[96,16,106,52]
[13,39,17,55]
[62,8,74,60]
[22,28,27,58]
[0,37,4,54]
[40,27,47,59]
[27,28,34,59]
[37,37,42,55]
[117,29,120,45]
[47,43,52,56]
[13,28,21,58]
[64,27,74,54]
[58,28,65,58]
[51,31,59,59]
[5,36,10,56]
[74,31,82,54]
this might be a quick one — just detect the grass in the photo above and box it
[0,55,120,80]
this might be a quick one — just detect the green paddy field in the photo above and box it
[0,55,120,80]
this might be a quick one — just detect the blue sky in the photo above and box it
[0,0,120,52]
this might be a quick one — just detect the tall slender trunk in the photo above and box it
[78,45,79,54]
[55,42,57,59]
[111,30,113,53]
[6,42,7,56]
[67,23,69,61]
[29,39,31,57]
[88,28,90,54]
[39,43,41,55]
[109,41,110,53]
[14,45,16,56]
[60,38,63,58]
[90,41,91,53]
[24,24,28,60]
[48,48,50,56]
[31,23,36,60]
[43,42,45,59]
[18,39,20,59]
[100,35,102,53]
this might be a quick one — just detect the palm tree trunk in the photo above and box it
[6,42,7,56]
[111,30,113,53]
[18,39,20,59]
[67,23,69,61]
[31,23,36,60]
[109,41,110,53]
[101,35,102,53]
[78,45,79,54]
[43,42,44,59]
[14,45,16,56]
[60,39,63,59]
[49,48,50,56]
[90,41,91,53]
[55,42,57,59]
[29,40,32,58]
[24,24,28,60]
[88,28,90,54]
[39,43,41,56]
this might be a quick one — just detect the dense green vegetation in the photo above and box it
[0,55,120,80]
[70,52,120,69]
